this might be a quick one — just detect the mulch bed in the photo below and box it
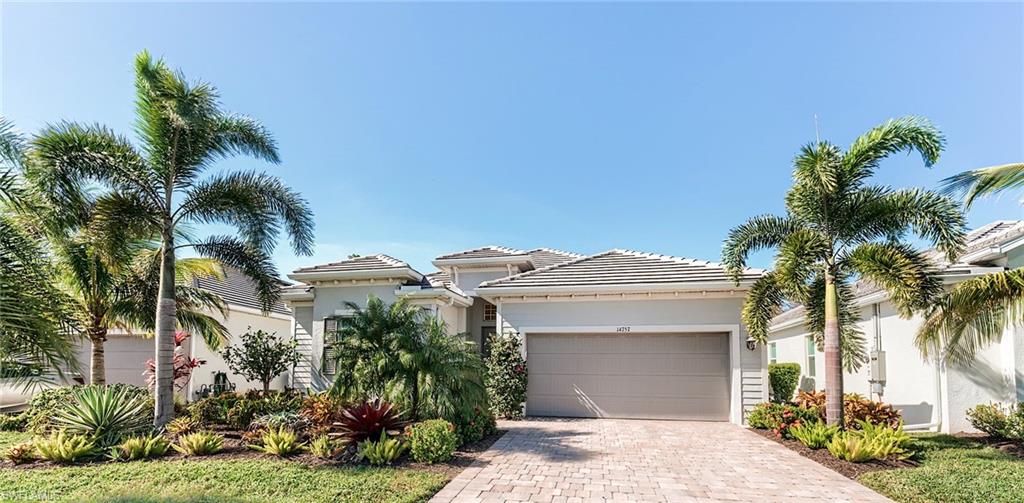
[750,428,917,479]
[2,429,506,475]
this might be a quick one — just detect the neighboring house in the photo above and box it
[768,220,1024,433]
[71,266,293,399]
[283,247,768,425]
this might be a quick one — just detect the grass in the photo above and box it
[0,431,447,503]
[860,434,1024,503]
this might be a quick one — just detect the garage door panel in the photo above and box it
[526,333,730,421]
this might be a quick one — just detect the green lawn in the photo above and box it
[0,432,447,503]
[860,434,1024,503]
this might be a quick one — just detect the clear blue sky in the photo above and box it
[3,2,1022,275]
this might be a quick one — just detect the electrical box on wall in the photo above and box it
[869,350,886,383]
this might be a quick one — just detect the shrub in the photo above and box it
[485,334,527,419]
[826,432,875,462]
[357,431,407,465]
[0,412,27,431]
[220,329,300,393]
[3,442,36,465]
[166,416,201,438]
[454,406,497,445]
[407,419,458,464]
[301,392,346,435]
[768,363,801,403]
[792,390,901,429]
[187,390,303,429]
[966,402,1024,440]
[34,431,99,463]
[23,384,151,434]
[55,386,151,447]
[173,431,224,457]
[747,402,818,438]
[309,435,343,459]
[826,420,912,463]
[250,411,310,435]
[251,427,304,457]
[789,421,839,449]
[113,433,171,461]
[332,399,409,443]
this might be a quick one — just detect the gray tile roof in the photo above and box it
[194,266,290,315]
[424,270,470,298]
[434,246,529,261]
[526,248,584,269]
[292,254,411,274]
[479,250,763,289]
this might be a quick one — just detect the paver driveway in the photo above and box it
[432,418,891,503]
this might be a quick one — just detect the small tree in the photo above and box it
[484,333,527,419]
[768,363,801,403]
[220,329,300,393]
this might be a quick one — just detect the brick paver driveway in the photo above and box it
[431,418,891,503]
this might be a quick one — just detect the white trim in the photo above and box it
[288,267,422,283]
[432,256,532,268]
[482,290,743,303]
[518,323,744,425]
[225,303,293,320]
[476,281,755,297]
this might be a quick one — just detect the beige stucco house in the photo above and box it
[768,220,1024,433]
[283,247,768,425]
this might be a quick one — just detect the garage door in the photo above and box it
[526,333,730,420]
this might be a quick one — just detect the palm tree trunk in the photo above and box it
[154,232,177,426]
[88,327,107,385]
[823,274,844,427]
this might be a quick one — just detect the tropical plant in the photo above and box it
[453,405,497,445]
[165,415,201,438]
[407,419,458,464]
[112,433,171,461]
[250,427,304,457]
[250,411,310,434]
[23,384,150,434]
[826,420,912,463]
[789,421,840,449]
[173,431,224,456]
[26,52,314,426]
[300,392,346,435]
[357,430,407,466]
[143,332,206,392]
[723,117,965,426]
[332,399,409,443]
[485,333,528,419]
[768,363,801,403]
[0,412,27,432]
[794,390,902,429]
[746,402,820,438]
[826,432,876,462]
[308,434,343,459]
[54,386,151,447]
[329,297,487,422]
[966,402,1024,440]
[3,442,36,465]
[34,431,99,463]
[220,329,300,393]
[0,117,77,381]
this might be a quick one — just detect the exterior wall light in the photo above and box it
[745,337,757,351]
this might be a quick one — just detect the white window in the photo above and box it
[768,342,778,365]
[805,336,817,377]
[322,317,346,376]
[483,303,497,322]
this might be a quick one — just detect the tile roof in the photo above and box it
[292,254,411,274]
[194,266,290,315]
[434,246,529,261]
[479,250,763,290]
[526,248,585,269]
[424,270,470,298]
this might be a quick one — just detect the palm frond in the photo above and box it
[741,273,786,343]
[722,215,799,280]
[940,163,1024,208]
[773,229,829,298]
[190,235,281,312]
[843,242,944,316]
[842,116,945,186]
[792,141,843,193]
[916,269,1024,365]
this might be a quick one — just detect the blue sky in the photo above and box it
[3,2,1022,275]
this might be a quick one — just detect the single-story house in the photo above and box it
[768,220,1024,433]
[282,247,768,424]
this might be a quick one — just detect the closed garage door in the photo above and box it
[526,333,730,420]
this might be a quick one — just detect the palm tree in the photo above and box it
[0,117,78,380]
[722,117,965,427]
[26,52,314,425]
[914,162,1024,364]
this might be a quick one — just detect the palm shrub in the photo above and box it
[112,433,171,461]
[357,431,407,466]
[251,427,304,457]
[485,333,527,419]
[407,419,458,464]
[789,421,840,449]
[723,116,964,426]
[768,363,800,403]
[55,386,151,447]
[34,431,99,463]
[173,431,224,456]
[26,52,314,426]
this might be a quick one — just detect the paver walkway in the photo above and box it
[431,418,891,503]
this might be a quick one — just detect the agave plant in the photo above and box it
[331,399,409,443]
[54,386,150,447]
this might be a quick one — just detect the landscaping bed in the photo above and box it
[751,426,917,479]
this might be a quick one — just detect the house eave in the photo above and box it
[287,267,423,283]
[475,280,756,298]
[432,255,533,269]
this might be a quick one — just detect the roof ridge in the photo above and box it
[373,253,410,268]
[479,250,616,287]
[612,249,764,273]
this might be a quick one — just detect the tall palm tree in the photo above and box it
[26,52,314,425]
[0,117,78,380]
[915,162,1024,364]
[722,117,965,427]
